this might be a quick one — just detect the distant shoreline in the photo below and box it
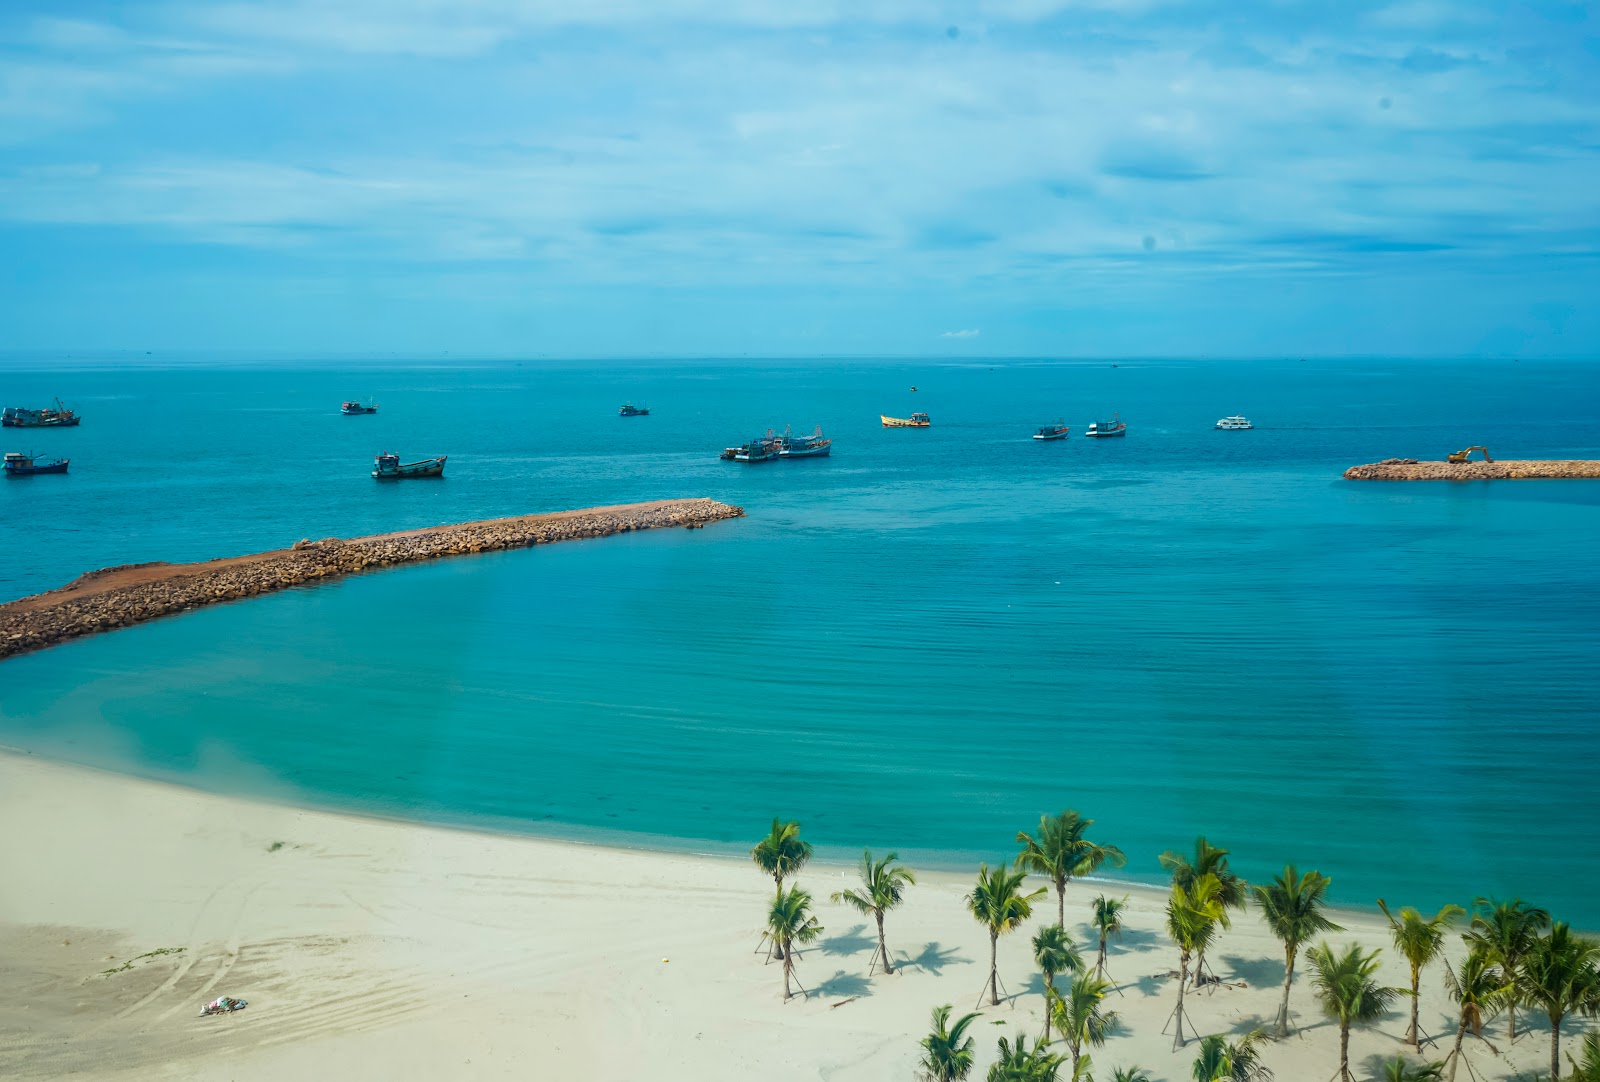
[0,497,744,661]
[1345,459,1600,480]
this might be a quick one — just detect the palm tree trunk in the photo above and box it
[782,941,793,1000]
[1340,1022,1351,1082]
[1172,950,1189,1049]
[1446,1021,1466,1082]
[1275,944,1295,1038]
[1407,965,1421,1047]
[1069,1044,1081,1078]
[989,930,1000,1006]
[1043,974,1055,1041]
[876,912,892,974]
[1507,998,1517,1043]
[1551,1015,1561,1081]
[772,875,785,960]
[1057,880,1066,929]
[1096,935,1107,980]
[1192,948,1207,991]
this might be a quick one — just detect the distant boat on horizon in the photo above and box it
[1215,415,1254,430]
[371,452,445,479]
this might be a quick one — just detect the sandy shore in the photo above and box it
[0,752,1573,1081]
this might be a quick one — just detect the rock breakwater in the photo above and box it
[1344,459,1600,481]
[0,498,744,661]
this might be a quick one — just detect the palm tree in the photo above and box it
[1441,948,1511,1082]
[920,1004,981,1082]
[751,818,813,959]
[1016,811,1126,929]
[968,864,1048,1007]
[1251,864,1342,1038]
[1032,924,1085,1040]
[1306,942,1399,1082]
[1516,922,1600,1081]
[1162,838,1244,988]
[1166,872,1227,1048]
[1379,1057,1445,1082]
[1463,896,1550,1042]
[1091,894,1128,981]
[1569,1032,1600,1082]
[1378,900,1466,1048]
[767,885,823,1000]
[831,849,916,975]
[987,1033,1066,1082]
[1190,1030,1273,1081]
[1050,970,1118,1079]
[1111,1070,1153,1082]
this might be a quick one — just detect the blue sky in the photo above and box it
[1,1,1597,358]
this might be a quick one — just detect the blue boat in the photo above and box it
[342,401,378,415]
[778,425,832,458]
[1033,420,1071,440]
[3,399,80,427]
[4,451,69,476]
[619,402,650,417]
[720,431,781,462]
[372,452,446,479]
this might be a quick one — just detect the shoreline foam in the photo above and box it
[0,498,744,660]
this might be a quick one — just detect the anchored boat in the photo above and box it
[618,402,650,417]
[1215,415,1253,430]
[881,412,930,428]
[1084,412,1127,438]
[342,401,378,415]
[1033,420,1071,440]
[3,451,69,476]
[3,399,80,427]
[778,425,832,458]
[372,452,446,479]
[720,431,781,462]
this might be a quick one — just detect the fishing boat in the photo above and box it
[881,412,931,427]
[1033,420,1071,440]
[371,451,446,479]
[778,425,832,458]
[3,399,80,427]
[720,431,781,462]
[1084,412,1127,438]
[341,401,378,415]
[1215,415,1253,430]
[3,451,69,476]
[618,402,650,417]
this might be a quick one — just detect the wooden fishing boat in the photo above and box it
[1084,412,1127,438]
[3,451,69,475]
[778,425,832,458]
[720,431,781,462]
[618,402,650,417]
[881,412,930,427]
[372,452,446,478]
[342,401,378,415]
[1033,420,1071,440]
[3,398,80,427]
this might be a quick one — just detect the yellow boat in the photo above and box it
[881,412,931,427]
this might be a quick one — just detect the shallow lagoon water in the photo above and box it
[2,358,1598,923]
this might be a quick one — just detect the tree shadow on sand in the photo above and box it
[819,924,876,958]
[1217,953,1284,988]
[815,969,873,999]
[905,941,968,976]
[1075,922,1162,951]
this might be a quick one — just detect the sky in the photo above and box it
[1,1,1598,359]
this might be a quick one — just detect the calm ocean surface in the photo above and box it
[2,358,1598,924]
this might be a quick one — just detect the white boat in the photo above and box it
[1215,415,1253,430]
[1084,412,1126,438]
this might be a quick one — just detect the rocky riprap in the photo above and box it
[1343,459,1600,481]
[0,499,744,661]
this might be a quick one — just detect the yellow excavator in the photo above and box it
[1447,446,1493,463]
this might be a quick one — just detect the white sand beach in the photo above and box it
[0,751,1575,1081]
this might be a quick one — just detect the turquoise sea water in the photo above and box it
[2,358,1598,924]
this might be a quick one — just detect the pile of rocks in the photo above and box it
[0,498,743,661]
[1344,460,1600,481]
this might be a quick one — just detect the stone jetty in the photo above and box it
[1344,459,1600,481]
[0,498,744,661]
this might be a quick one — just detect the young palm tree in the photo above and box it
[920,1004,981,1082]
[1091,894,1128,981]
[830,849,916,975]
[1162,838,1244,988]
[1032,924,1085,1040]
[1441,948,1511,1082]
[1016,810,1127,929]
[1516,922,1600,1081]
[1251,864,1342,1038]
[1378,900,1466,1048]
[968,864,1048,1007]
[1111,1070,1153,1082]
[1569,1032,1600,1082]
[751,818,813,959]
[1463,896,1550,1042]
[767,885,823,1001]
[1050,970,1118,1079]
[987,1033,1066,1082]
[1379,1057,1445,1082]
[1306,942,1399,1082]
[1166,872,1227,1048]
[1190,1030,1273,1081]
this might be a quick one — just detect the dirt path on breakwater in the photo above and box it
[1344,459,1600,480]
[0,498,744,661]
